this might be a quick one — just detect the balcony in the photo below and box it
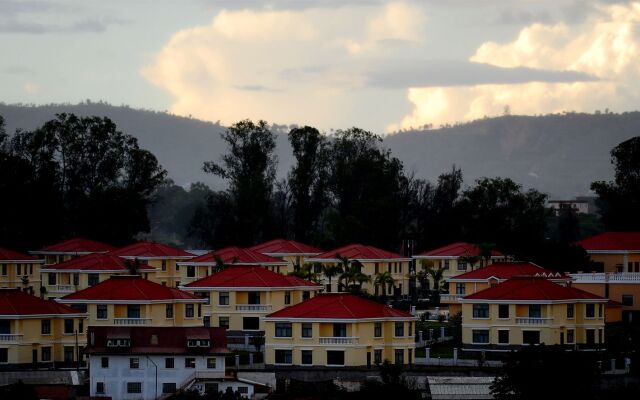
[570,272,640,283]
[515,317,553,325]
[235,304,272,312]
[0,334,23,342]
[319,337,359,345]
[57,284,75,293]
[113,318,152,325]
[440,294,463,303]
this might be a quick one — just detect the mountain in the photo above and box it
[2,102,638,197]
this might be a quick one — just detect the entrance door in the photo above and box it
[560,332,565,345]
[367,352,371,369]
[32,349,37,366]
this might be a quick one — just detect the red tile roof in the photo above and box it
[306,244,409,262]
[266,293,415,320]
[0,288,84,316]
[463,276,606,302]
[109,241,193,259]
[184,266,321,289]
[249,239,323,256]
[179,247,288,266]
[85,326,228,355]
[41,253,155,272]
[449,262,566,281]
[576,232,640,252]
[35,238,116,254]
[415,242,504,258]
[0,246,40,262]
[59,276,202,302]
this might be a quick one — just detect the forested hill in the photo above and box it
[2,102,639,197]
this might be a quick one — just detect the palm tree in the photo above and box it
[410,269,430,299]
[322,264,343,293]
[126,258,141,275]
[459,253,480,271]
[477,242,497,267]
[212,255,235,273]
[340,262,370,293]
[288,264,318,282]
[427,266,446,305]
[374,271,396,299]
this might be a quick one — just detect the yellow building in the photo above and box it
[305,244,411,296]
[108,241,195,287]
[0,246,43,295]
[576,232,640,273]
[177,247,290,284]
[0,288,86,368]
[57,275,206,327]
[460,276,607,349]
[249,239,323,275]
[40,253,157,299]
[31,237,115,266]
[182,266,321,332]
[264,293,417,367]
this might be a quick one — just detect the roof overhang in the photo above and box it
[0,313,88,319]
[305,257,411,263]
[413,255,504,260]
[262,316,417,323]
[262,252,321,257]
[30,251,108,256]
[120,255,194,260]
[585,250,640,254]
[460,298,608,304]
[41,268,156,273]
[181,285,322,292]
[177,261,288,267]
[57,298,206,305]
[0,259,44,263]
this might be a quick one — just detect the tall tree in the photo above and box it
[202,120,278,246]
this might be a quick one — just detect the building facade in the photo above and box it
[0,246,43,295]
[31,238,115,266]
[576,232,640,273]
[249,239,323,275]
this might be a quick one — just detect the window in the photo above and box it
[97,305,108,320]
[0,264,5,276]
[598,304,603,318]
[166,304,174,319]
[395,322,404,337]
[498,330,509,344]
[161,260,167,271]
[0,348,7,363]
[101,357,109,368]
[528,304,541,318]
[130,358,140,369]
[162,383,176,394]
[64,319,74,334]
[185,304,195,318]
[375,263,380,274]
[586,329,595,345]
[374,322,382,338]
[327,350,345,366]
[88,273,99,286]
[127,382,142,394]
[64,346,74,363]
[472,304,489,318]
[374,349,382,364]
[567,304,574,318]
[522,331,540,345]
[301,323,312,338]
[622,295,634,306]
[301,350,313,365]
[165,357,174,368]
[394,349,404,365]
[73,273,79,286]
[243,317,259,330]
[127,305,141,319]
[456,283,465,295]
[219,292,229,305]
[248,292,261,304]
[207,358,217,369]
[567,329,575,344]
[17,264,21,275]
[586,303,595,318]
[275,323,292,337]
[443,260,450,270]
[203,316,210,327]
[275,349,292,364]
[303,291,310,301]
[41,347,51,362]
[48,273,56,285]
[41,319,51,335]
[333,323,347,337]
[498,304,509,319]
[185,358,196,368]
[284,291,291,305]
[96,382,105,394]
[219,316,229,329]
[472,330,489,344]
[187,266,195,278]
[238,387,249,394]
[457,261,467,271]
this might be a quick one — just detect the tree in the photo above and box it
[374,271,395,299]
[322,264,343,293]
[339,261,370,292]
[427,266,446,304]
[202,119,277,246]
[476,242,496,267]
[592,137,640,230]
[288,263,318,282]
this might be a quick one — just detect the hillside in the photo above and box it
[2,102,638,197]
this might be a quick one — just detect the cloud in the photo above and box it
[393,2,640,130]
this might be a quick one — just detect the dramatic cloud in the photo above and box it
[395,2,640,130]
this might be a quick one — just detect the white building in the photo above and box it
[86,326,255,399]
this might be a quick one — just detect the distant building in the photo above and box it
[264,293,416,367]
[0,288,86,369]
[31,238,115,266]
[0,246,43,294]
[85,326,254,400]
[460,276,607,349]
[548,198,592,215]
[306,244,411,296]
[249,239,323,274]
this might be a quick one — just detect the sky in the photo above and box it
[1,0,639,132]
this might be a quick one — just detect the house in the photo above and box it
[460,276,607,349]
[108,241,195,287]
[0,246,43,295]
[413,242,506,290]
[0,288,86,369]
[39,253,156,299]
[85,326,253,400]
[57,275,206,328]
[576,232,640,273]
[31,238,115,266]
[264,293,417,367]
[548,199,592,215]
[305,244,411,296]
[176,247,290,283]
[249,239,323,274]
[444,262,569,314]
[181,266,321,332]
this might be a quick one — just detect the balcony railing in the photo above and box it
[515,317,553,325]
[235,304,272,312]
[57,284,75,293]
[570,272,640,283]
[319,337,359,345]
[113,318,152,325]
[440,294,463,303]
[0,334,23,342]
